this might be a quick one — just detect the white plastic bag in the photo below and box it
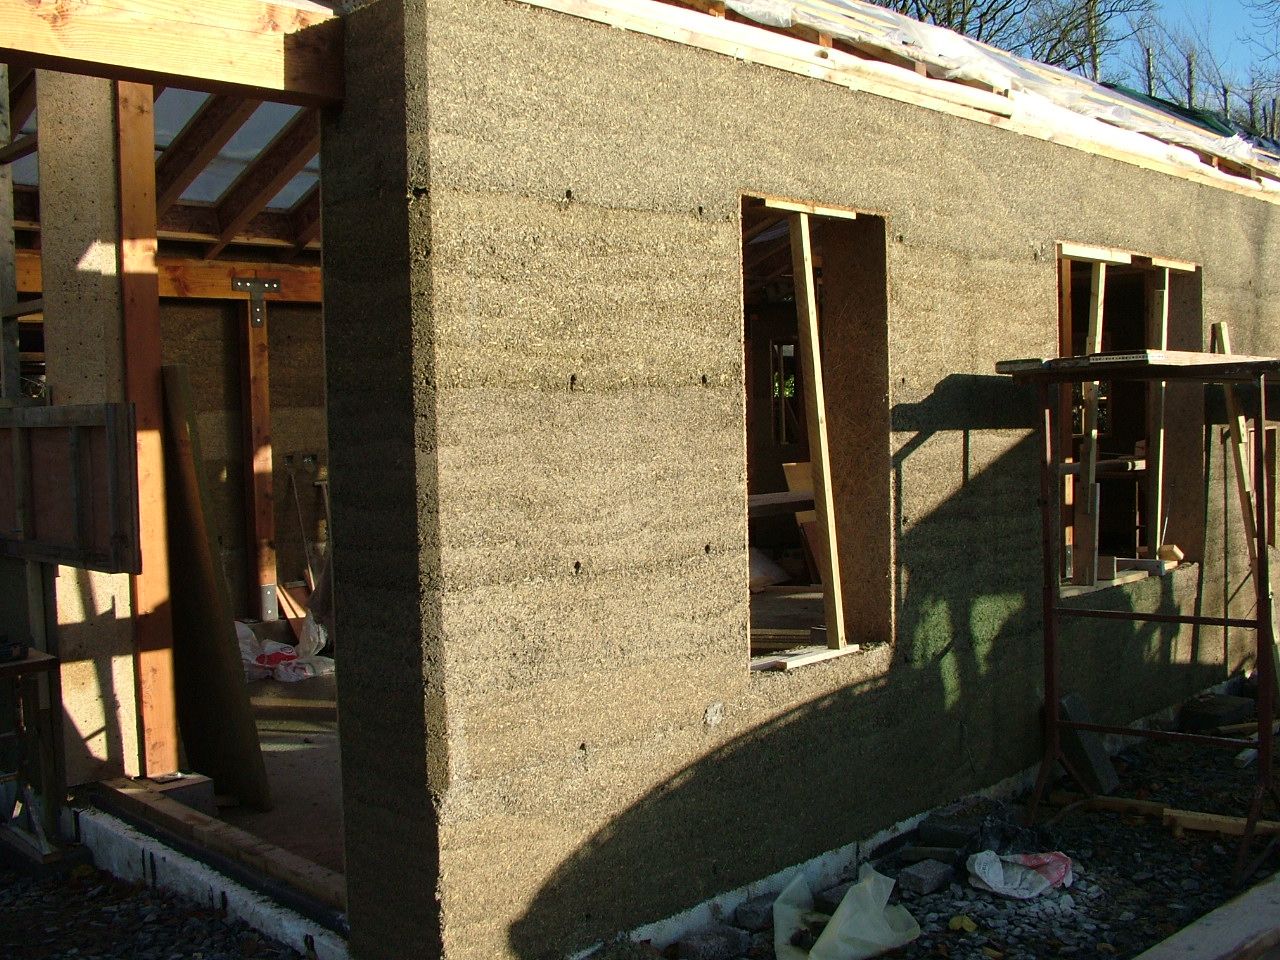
[749,547,789,592]
[236,618,335,683]
[967,850,1073,899]
[775,864,921,960]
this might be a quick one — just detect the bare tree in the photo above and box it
[864,0,1155,76]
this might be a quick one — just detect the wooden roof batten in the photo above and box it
[0,0,343,106]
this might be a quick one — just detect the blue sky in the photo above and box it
[1155,0,1255,72]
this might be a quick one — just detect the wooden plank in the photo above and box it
[15,248,321,302]
[242,299,277,621]
[1146,267,1169,554]
[763,197,859,220]
[1211,323,1259,573]
[206,108,319,259]
[1163,808,1280,837]
[0,0,342,106]
[750,644,862,671]
[161,364,271,809]
[789,212,845,650]
[116,80,178,778]
[155,95,262,214]
[1058,242,1133,265]
[1049,790,1167,817]
[747,489,816,517]
[99,779,341,908]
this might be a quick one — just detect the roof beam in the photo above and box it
[205,107,318,258]
[0,0,342,106]
[16,247,321,302]
[155,95,262,214]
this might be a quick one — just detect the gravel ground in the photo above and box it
[0,858,303,960]
[594,727,1279,960]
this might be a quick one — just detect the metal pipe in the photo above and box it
[1055,608,1258,629]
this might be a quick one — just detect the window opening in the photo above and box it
[742,197,890,669]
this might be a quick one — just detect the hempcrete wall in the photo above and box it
[323,1,1280,957]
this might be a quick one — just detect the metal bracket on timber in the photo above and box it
[233,278,280,622]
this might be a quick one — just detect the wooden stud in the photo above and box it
[206,108,319,259]
[0,0,342,106]
[1073,262,1106,585]
[788,212,846,650]
[116,80,179,777]
[242,299,277,622]
[1058,256,1074,574]
[0,64,20,401]
[155,95,262,214]
[1145,268,1169,555]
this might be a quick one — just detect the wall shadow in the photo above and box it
[508,375,1226,960]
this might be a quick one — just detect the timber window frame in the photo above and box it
[1056,241,1199,592]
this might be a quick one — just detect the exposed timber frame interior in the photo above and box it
[0,0,342,918]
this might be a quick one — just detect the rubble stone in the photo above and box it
[898,859,954,896]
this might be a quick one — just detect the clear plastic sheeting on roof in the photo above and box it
[723,0,1280,182]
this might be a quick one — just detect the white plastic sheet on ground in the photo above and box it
[774,864,921,960]
[967,850,1073,899]
[236,616,334,683]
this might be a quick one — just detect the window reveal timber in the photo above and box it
[1056,243,1199,591]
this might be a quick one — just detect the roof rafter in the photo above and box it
[0,0,342,106]
[205,106,318,259]
[156,95,262,214]
[8,66,35,131]
[287,182,321,254]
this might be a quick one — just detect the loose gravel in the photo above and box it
[0,858,303,960]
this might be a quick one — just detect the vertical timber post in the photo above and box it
[117,80,179,776]
[235,278,280,622]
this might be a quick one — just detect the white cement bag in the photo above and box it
[775,864,920,960]
[750,547,789,592]
[967,850,1073,899]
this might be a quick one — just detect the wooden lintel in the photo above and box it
[1058,241,1133,265]
[16,248,321,303]
[206,107,319,259]
[156,95,263,214]
[1148,255,1197,273]
[765,197,859,220]
[116,80,179,777]
[0,0,342,106]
